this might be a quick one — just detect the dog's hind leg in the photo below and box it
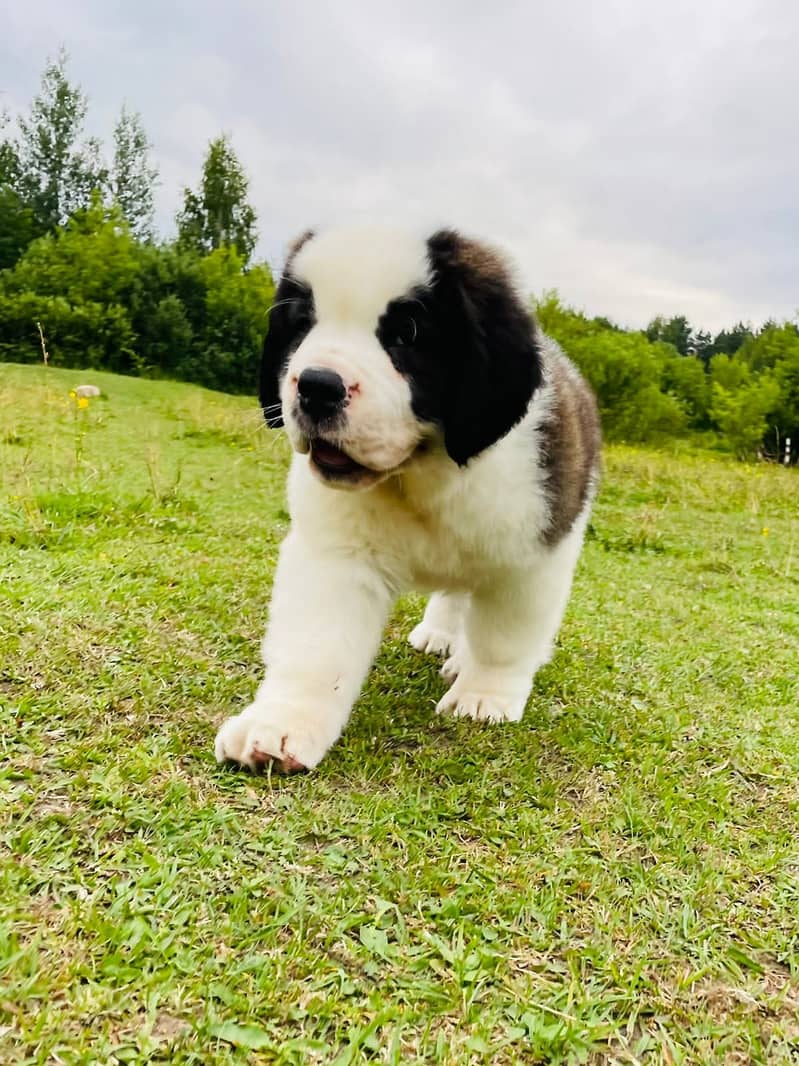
[408,591,468,658]
[437,513,589,723]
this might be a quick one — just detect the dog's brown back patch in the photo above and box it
[539,353,601,545]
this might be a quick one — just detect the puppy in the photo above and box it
[215,225,600,772]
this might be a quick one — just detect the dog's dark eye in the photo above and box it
[377,296,427,356]
[388,319,418,349]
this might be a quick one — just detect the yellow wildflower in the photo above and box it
[78,396,89,409]
[761,527,769,536]
[69,389,77,399]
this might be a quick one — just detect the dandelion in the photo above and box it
[69,390,77,400]
[762,527,770,536]
[78,396,89,410]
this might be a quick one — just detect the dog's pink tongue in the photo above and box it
[313,441,351,468]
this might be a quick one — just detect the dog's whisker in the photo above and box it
[265,299,296,317]
[231,409,276,426]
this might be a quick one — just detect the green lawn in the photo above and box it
[1,363,798,1065]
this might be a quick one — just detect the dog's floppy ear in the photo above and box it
[427,230,542,466]
[259,231,316,428]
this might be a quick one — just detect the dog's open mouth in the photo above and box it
[310,439,369,479]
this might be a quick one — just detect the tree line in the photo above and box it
[1,53,797,460]
[536,296,798,461]
[0,50,271,393]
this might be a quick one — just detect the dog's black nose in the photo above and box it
[297,367,347,420]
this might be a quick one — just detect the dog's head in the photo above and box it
[261,225,542,489]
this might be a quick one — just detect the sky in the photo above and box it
[2,0,797,332]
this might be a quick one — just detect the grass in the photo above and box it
[1,362,798,1065]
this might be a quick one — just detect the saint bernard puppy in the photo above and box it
[215,225,601,772]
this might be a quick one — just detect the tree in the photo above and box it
[111,106,158,239]
[710,377,780,460]
[0,186,36,271]
[709,353,752,394]
[0,112,36,269]
[0,110,20,187]
[568,330,686,441]
[176,135,257,262]
[659,347,711,426]
[184,246,273,390]
[711,322,753,358]
[736,322,799,374]
[691,329,714,366]
[773,343,799,455]
[16,49,106,231]
[0,193,140,370]
[0,199,274,389]
[646,314,692,355]
[6,192,141,307]
[734,323,799,456]
[535,292,687,441]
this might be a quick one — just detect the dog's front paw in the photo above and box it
[214,704,335,772]
[440,649,464,683]
[436,667,529,724]
[409,620,457,657]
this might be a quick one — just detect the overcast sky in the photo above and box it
[2,0,797,331]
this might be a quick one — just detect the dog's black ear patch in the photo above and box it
[259,232,316,427]
[427,229,542,465]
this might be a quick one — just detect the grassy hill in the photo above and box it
[1,363,798,1064]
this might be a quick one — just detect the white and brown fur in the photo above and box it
[215,224,601,771]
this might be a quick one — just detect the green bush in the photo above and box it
[537,294,687,442]
[0,186,38,271]
[574,332,688,441]
[0,290,135,369]
[177,246,273,392]
[0,196,274,393]
[659,349,711,427]
[708,327,799,457]
[710,377,781,460]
